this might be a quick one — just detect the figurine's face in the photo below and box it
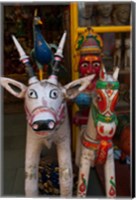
[116,5,130,23]
[24,80,65,135]
[95,88,119,116]
[95,80,119,116]
[97,4,113,17]
[79,55,101,77]
[81,5,93,18]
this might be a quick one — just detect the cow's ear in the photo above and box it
[0,77,27,98]
[63,74,95,99]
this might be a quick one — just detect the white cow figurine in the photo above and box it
[76,66,120,198]
[1,34,95,197]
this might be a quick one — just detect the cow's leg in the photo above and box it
[56,139,73,197]
[25,133,42,197]
[104,148,116,198]
[77,147,93,197]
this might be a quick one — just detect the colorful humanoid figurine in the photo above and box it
[74,30,103,166]
[78,33,102,90]
[74,30,103,109]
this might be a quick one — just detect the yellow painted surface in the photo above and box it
[39,69,43,81]
[78,26,132,33]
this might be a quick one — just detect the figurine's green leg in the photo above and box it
[104,148,116,198]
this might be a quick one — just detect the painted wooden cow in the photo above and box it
[1,33,95,197]
[76,66,120,198]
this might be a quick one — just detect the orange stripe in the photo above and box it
[82,137,99,150]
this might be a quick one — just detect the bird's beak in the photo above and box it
[38,20,43,25]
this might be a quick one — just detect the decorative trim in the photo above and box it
[109,176,116,197]
[82,134,113,164]
[82,135,112,151]
[78,173,87,197]
[96,80,119,90]
[92,104,118,125]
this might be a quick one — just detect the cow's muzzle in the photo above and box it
[32,119,56,131]
[25,104,65,133]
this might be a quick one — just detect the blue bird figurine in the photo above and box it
[31,9,53,80]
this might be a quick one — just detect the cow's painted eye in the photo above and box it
[28,89,38,99]
[50,89,58,99]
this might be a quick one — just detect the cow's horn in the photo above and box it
[12,35,38,84]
